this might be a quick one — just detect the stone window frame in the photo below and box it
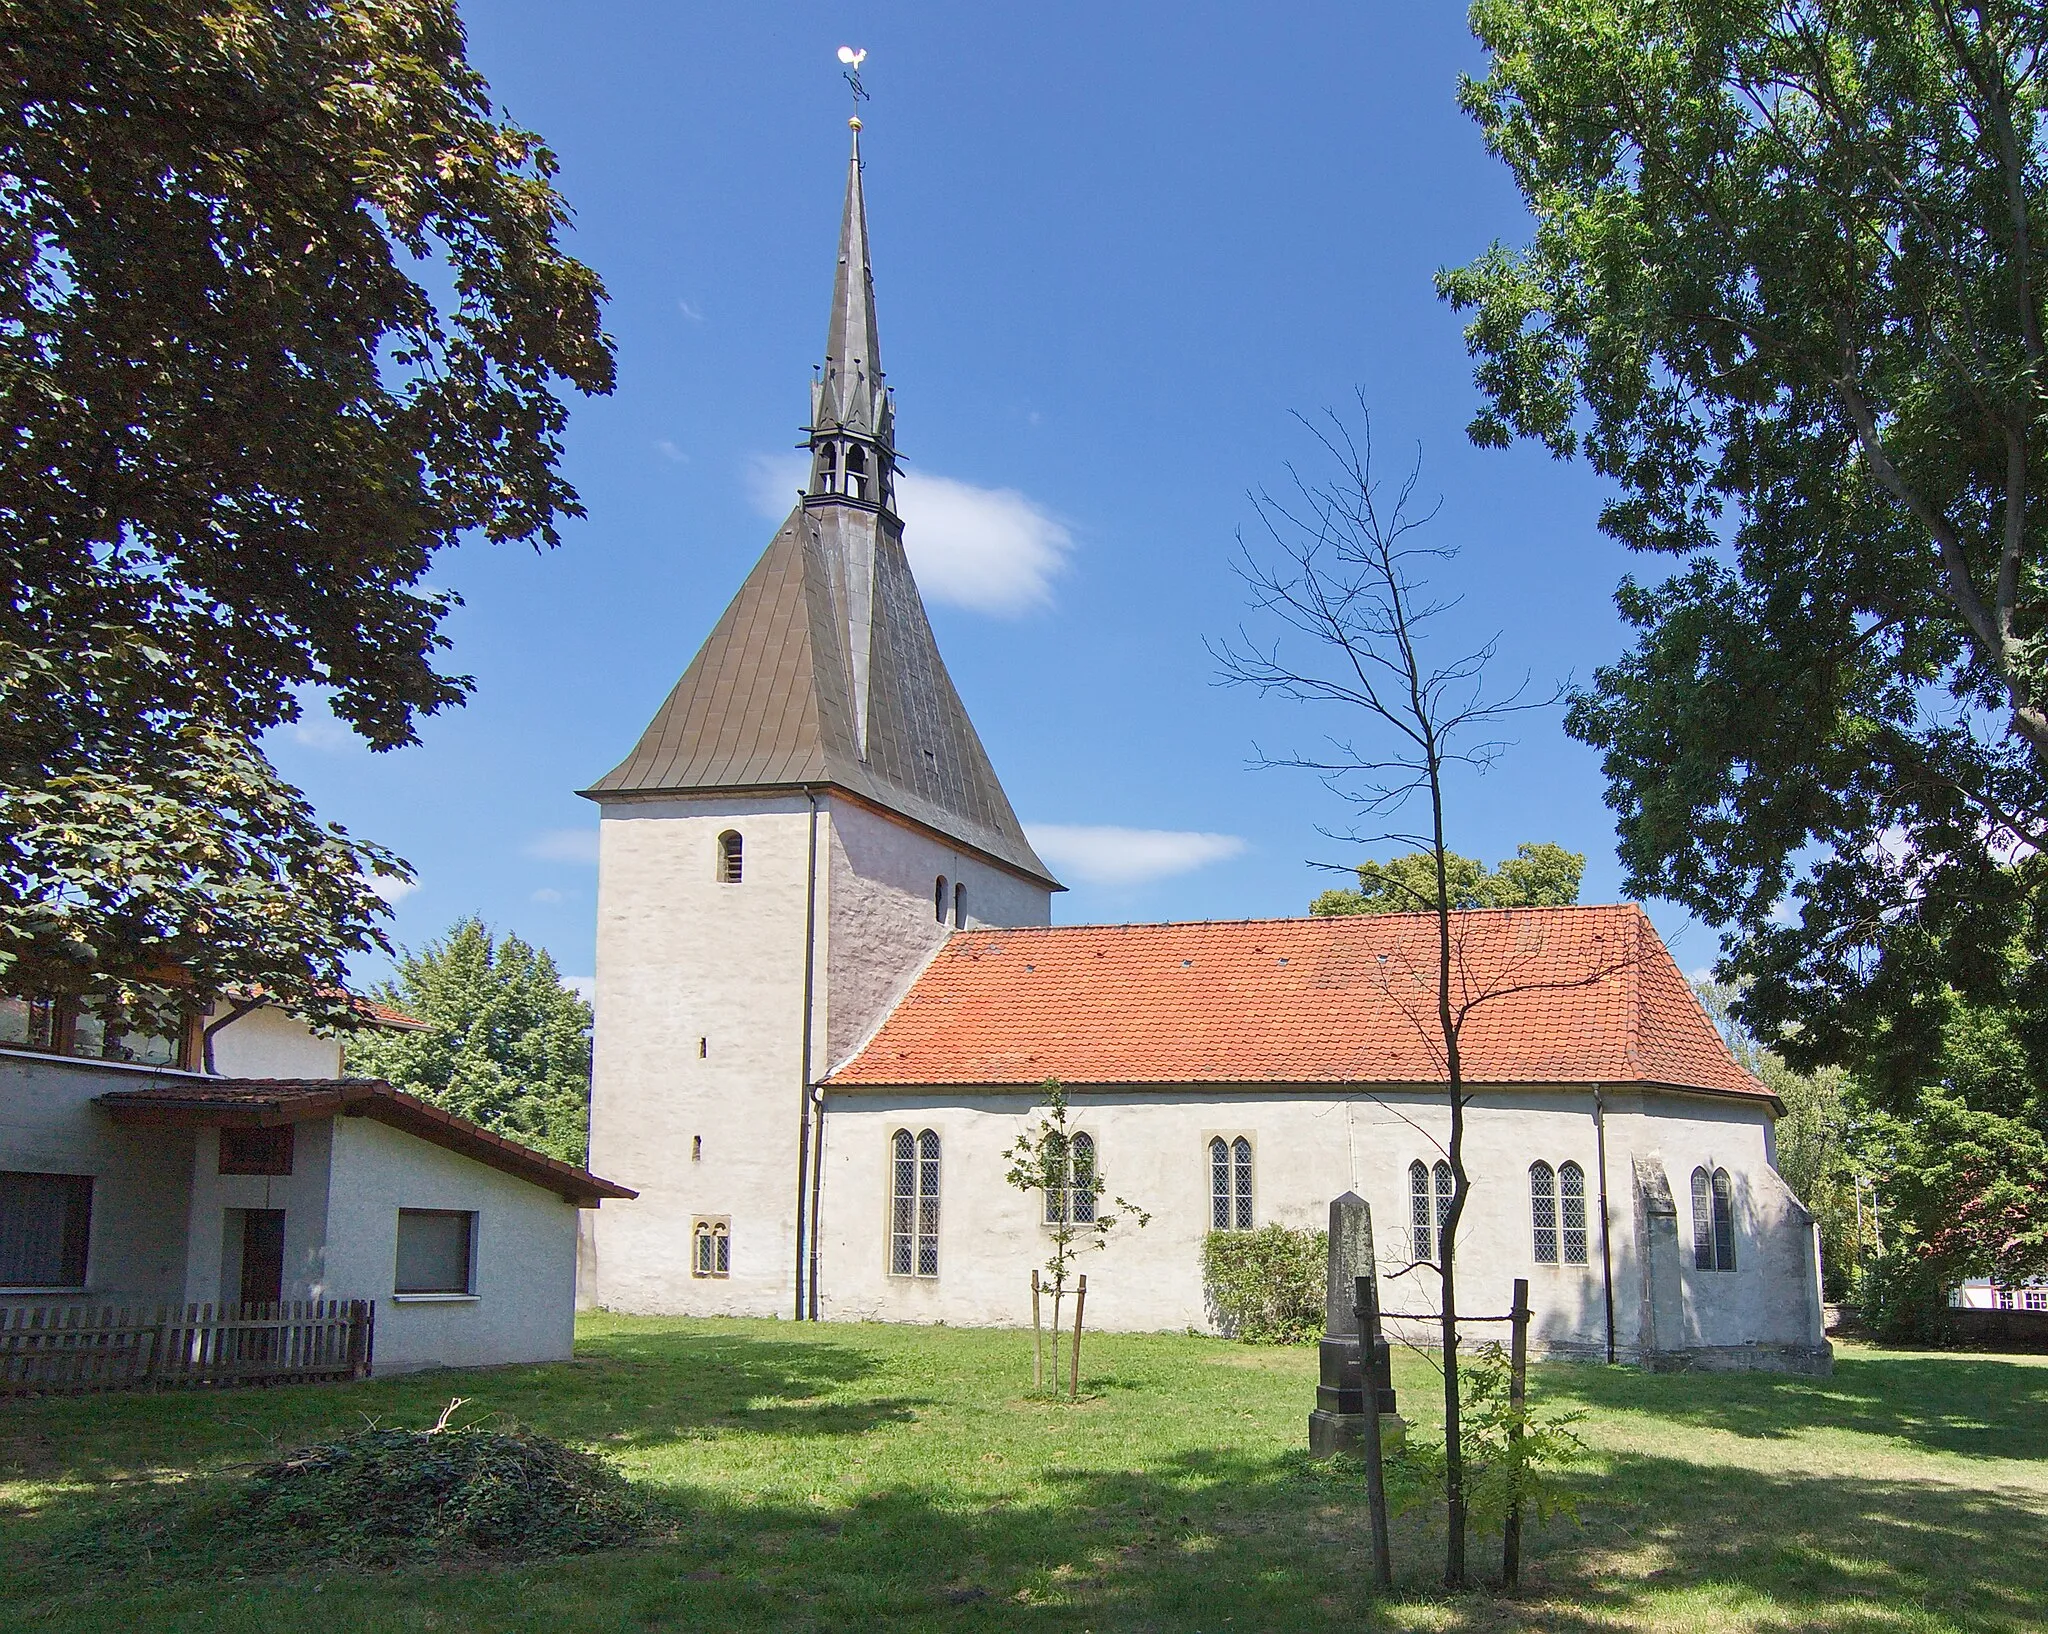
[887,1127,942,1279]
[1205,1133,1256,1232]
[1410,1158,1453,1263]
[691,1216,730,1278]
[1041,1129,1098,1229]
[1690,1165,1737,1272]
[715,830,743,884]
[1528,1159,1591,1267]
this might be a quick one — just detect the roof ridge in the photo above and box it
[948,904,1640,936]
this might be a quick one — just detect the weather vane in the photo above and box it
[837,45,869,128]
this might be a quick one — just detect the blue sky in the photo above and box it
[267,3,1724,991]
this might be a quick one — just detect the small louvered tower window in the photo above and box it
[716,830,743,883]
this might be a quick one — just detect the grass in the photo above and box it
[1,1316,2044,1631]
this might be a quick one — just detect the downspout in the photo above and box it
[807,1084,826,1320]
[793,788,822,1320]
[1594,1083,1617,1364]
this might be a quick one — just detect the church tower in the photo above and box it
[579,120,1059,1318]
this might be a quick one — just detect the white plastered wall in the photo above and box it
[204,1003,344,1079]
[324,1113,581,1374]
[0,1053,195,1306]
[815,1083,1820,1361]
[179,1120,335,1307]
[581,791,1053,1318]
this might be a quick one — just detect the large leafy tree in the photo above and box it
[0,1,612,1025]
[1311,841,1583,916]
[344,919,593,1165]
[1439,1,2048,1080]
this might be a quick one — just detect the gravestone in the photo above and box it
[1307,1191,1405,1457]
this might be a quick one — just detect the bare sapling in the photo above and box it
[1004,1079,1149,1398]
[1213,400,1584,1588]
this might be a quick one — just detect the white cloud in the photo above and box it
[677,298,704,322]
[655,438,689,464]
[287,714,356,751]
[531,887,568,904]
[744,453,1072,616]
[1027,824,1248,888]
[564,975,596,1005]
[368,872,418,905]
[525,828,600,866]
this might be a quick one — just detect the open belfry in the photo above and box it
[578,107,1829,1378]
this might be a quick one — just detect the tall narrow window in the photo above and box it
[892,1129,941,1277]
[1559,1161,1589,1265]
[1410,1160,1433,1261]
[1071,1132,1096,1225]
[692,1218,730,1278]
[716,830,743,884]
[934,875,948,922]
[1208,1138,1253,1230]
[1044,1132,1098,1226]
[1434,1160,1455,1255]
[1530,1161,1559,1264]
[953,882,966,928]
[1692,1166,1737,1270]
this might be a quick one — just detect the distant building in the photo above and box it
[1,993,630,1374]
[578,123,1830,1374]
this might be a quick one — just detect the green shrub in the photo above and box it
[1203,1225,1327,1343]
[1856,1251,1960,1346]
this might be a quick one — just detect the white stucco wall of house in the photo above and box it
[205,1004,345,1079]
[814,1083,1820,1361]
[324,1113,582,1374]
[582,791,1053,1319]
[0,1053,197,1307]
[179,1120,336,1308]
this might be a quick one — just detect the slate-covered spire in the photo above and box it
[807,119,896,511]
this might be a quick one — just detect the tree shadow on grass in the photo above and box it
[0,1328,924,1492]
[6,1432,2043,1631]
[1534,1349,2048,1461]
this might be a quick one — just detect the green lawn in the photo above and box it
[2,1316,2044,1631]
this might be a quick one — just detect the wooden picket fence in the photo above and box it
[0,1299,374,1396]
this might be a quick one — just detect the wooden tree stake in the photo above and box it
[1070,1274,1087,1400]
[1031,1268,1043,1391]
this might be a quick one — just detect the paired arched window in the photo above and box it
[691,1218,729,1278]
[891,1128,941,1277]
[1529,1161,1590,1265]
[935,875,948,922]
[716,830,743,884]
[1410,1159,1454,1262]
[1209,1136,1254,1230]
[953,881,966,928]
[1043,1131,1097,1226]
[1692,1167,1736,1271]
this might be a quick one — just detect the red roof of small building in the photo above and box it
[827,905,1769,1103]
[96,1078,633,1206]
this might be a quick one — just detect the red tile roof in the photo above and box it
[827,905,1769,1103]
[95,1078,633,1206]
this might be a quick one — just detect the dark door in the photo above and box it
[239,1209,285,1307]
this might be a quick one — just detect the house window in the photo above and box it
[716,830,743,884]
[2025,1288,2047,1311]
[953,882,966,928]
[1044,1131,1097,1226]
[935,875,948,922]
[0,1171,93,1289]
[1411,1159,1454,1262]
[1997,1287,2016,1309]
[395,1208,475,1295]
[1691,1167,1736,1271]
[219,1125,295,1177]
[1559,1160,1589,1265]
[692,1217,730,1278]
[0,994,192,1070]
[890,1128,941,1277]
[1530,1162,1558,1264]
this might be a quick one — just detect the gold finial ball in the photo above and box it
[850,115,863,131]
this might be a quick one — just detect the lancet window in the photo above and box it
[891,1129,941,1277]
[1691,1166,1736,1271]
[1208,1137,1253,1231]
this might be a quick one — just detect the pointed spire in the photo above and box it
[809,118,895,498]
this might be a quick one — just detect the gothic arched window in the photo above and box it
[1410,1159,1433,1261]
[716,830,743,884]
[934,875,948,922]
[1530,1161,1558,1264]
[1692,1166,1736,1271]
[1209,1137,1253,1230]
[1434,1160,1455,1254]
[691,1218,729,1279]
[1559,1160,1589,1265]
[891,1128,942,1277]
[953,881,965,928]
[845,443,867,500]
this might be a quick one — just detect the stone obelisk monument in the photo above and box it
[1308,1191,1404,1457]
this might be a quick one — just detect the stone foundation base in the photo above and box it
[1308,1408,1407,1459]
[1641,1341,1834,1376]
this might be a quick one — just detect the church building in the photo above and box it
[578,123,1830,1374]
